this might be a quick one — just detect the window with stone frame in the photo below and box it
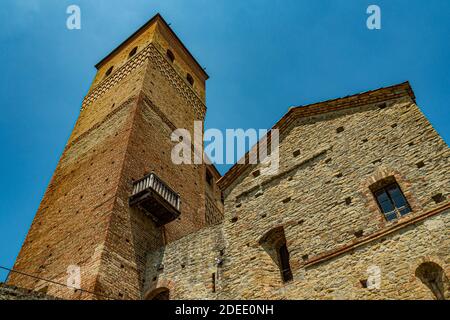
[259,226,293,283]
[371,180,411,221]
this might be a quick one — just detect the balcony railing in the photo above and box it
[129,173,181,226]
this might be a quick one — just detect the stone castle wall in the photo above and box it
[148,93,449,300]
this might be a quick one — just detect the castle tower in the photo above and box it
[8,14,223,300]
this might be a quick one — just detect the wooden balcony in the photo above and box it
[129,173,181,226]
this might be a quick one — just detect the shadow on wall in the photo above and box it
[415,262,449,300]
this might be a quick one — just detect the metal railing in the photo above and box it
[131,173,180,211]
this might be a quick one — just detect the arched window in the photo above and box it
[370,177,411,221]
[259,226,293,283]
[128,46,138,59]
[105,66,114,78]
[145,287,170,300]
[166,49,175,63]
[416,262,447,300]
[186,73,194,86]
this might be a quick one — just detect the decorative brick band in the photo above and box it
[218,82,415,191]
[82,42,206,120]
[302,202,450,269]
[65,96,138,153]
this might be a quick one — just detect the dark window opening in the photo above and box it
[186,73,194,86]
[259,226,293,284]
[128,47,138,58]
[105,66,114,77]
[148,288,170,300]
[278,244,293,283]
[416,262,447,300]
[373,182,411,221]
[212,273,216,293]
[166,49,175,63]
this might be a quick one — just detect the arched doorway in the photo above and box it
[145,287,170,300]
[415,262,448,300]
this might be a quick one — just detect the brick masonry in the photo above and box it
[6,14,449,300]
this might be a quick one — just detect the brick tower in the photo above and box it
[8,14,223,300]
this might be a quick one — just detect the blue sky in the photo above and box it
[0,0,449,281]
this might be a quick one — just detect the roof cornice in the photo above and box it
[217,81,416,191]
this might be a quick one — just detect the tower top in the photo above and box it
[95,13,209,80]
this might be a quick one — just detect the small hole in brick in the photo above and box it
[372,159,382,165]
[335,173,343,178]
[126,239,130,243]
[236,203,242,208]
[302,254,309,261]
[282,197,291,204]
[80,195,83,199]
[118,293,123,298]
[354,230,364,238]
[250,256,256,261]
[360,279,368,288]
[336,127,344,133]
[408,142,415,147]
[416,161,425,169]
[181,264,185,269]
[120,264,124,269]
[231,217,238,223]
[252,170,261,178]
[293,150,301,157]
[345,197,352,205]
[362,138,368,143]
[432,193,445,204]
[152,277,157,282]
[325,158,332,164]
[298,219,304,225]
[378,103,387,109]
[391,123,397,128]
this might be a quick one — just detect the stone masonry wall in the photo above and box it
[143,224,225,300]
[217,95,449,299]
[0,283,58,300]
